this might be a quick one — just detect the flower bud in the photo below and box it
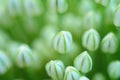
[74,51,92,74]
[8,0,42,16]
[77,0,94,16]
[46,60,65,80]
[0,51,12,74]
[114,5,120,27]
[47,0,68,13]
[101,32,118,54]
[83,11,101,29]
[95,0,109,6]
[108,61,120,79]
[82,29,100,51]
[79,76,89,80]
[23,0,43,16]
[14,44,34,68]
[64,66,81,80]
[53,31,73,54]
[8,0,22,16]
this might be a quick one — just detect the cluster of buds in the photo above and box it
[0,0,120,80]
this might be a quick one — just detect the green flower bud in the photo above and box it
[95,0,109,6]
[74,51,92,74]
[83,11,101,29]
[47,0,68,13]
[79,76,89,80]
[101,32,118,54]
[82,29,100,51]
[114,5,120,27]
[64,66,81,80]
[8,0,22,16]
[8,0,42,16]
[46,60,65,80]
[77,0,94,16]
[0,51,12,74]
[23,0,43,16]
[14,44,34,68]
[53,31,73,54]
[108,61,120,79]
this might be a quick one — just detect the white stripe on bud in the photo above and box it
[108,61,120,79]
[14,44,34,68]
[74,51,92,74]
[46,60,65,80]
[64,66,81,80]
[53,31,72,54]
[101,32,118,54]
[0,51,12,74]
[82,29,100,51]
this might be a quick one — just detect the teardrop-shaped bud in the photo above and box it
[14,44,34,68]
[46,60,65,80]
[7,0,22,16]
[64,66,81,80]
[53,31,73,54]
[74,51,92,74]
[23,0,43,16]
[83,11,101,29]
[101,32,118,54]
[108,61,120,79]
[82,29,100,51]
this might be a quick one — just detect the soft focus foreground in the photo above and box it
[0,0,120,80]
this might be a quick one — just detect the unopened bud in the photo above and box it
[53,31,72,54]
[46,60,65,80]
[82,29,100,51]
[14,44,34,68]
[64,66,81,80]
[101,32,118,54]
[74,51,92,74]
[108,61,120,79]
